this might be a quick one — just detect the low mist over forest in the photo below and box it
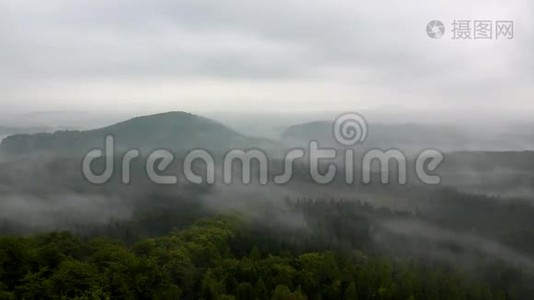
[2,0,533,298]
[0,111,533,298]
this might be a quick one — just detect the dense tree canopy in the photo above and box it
[0,215,510,299]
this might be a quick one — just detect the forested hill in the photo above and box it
[0,112,271,156]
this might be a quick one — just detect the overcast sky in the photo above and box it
[0,0,532,122]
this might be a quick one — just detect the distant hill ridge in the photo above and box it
[282,120,475,151]
[0,111,254,156]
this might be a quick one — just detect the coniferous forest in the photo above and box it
[1,194,533,300]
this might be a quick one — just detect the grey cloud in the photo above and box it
[0,0,533,115]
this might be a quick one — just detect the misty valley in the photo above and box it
[2,0,532,298]
[0,112,533,299]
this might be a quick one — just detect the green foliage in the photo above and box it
[0,215,511,299]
